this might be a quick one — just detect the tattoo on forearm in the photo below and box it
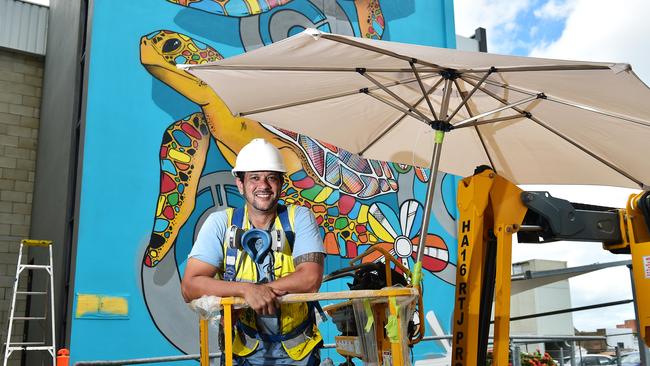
[294,252,325,266]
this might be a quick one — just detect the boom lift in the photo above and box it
[451,167,650,366]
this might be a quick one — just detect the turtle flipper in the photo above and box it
[145,112,211,267]
[355,0,384,39]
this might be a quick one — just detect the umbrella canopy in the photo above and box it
[183,29,650,190]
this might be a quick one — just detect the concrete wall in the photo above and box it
[0,46,43,366]
[510,259,575,354]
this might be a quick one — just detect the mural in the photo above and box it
[72,0,458,364]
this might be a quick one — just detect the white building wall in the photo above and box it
[606,328,637,351]
[0,0,48,56]
[510,260,575,353]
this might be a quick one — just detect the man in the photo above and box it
[182,138,326,366]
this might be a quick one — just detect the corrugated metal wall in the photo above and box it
[0,0,48,56]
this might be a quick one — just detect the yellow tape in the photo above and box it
[21,239,52,247]
[75,294,129,318]
[75,294,100,318]
[99,296,129,316]
[411,261,422,286]
[435,130,445,144]
[363,299,374,332]
[385,297,400,343]
[385,314,399,343]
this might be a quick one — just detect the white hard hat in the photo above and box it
[231,138,286,176]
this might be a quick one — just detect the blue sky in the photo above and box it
[455,0,649,83]
[455,0,650,332]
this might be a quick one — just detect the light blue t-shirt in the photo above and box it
[189,205,324,267]
[188,205,325,366]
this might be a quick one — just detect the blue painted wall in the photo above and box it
[72,0,458,364]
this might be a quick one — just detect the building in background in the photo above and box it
[0,1,48,365]
[510,259,575,356]
[605,328,638,352]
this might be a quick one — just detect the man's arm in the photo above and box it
[182,258,286,315]
[267,252,325,294]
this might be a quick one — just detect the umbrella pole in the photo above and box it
[413,130,445,285]
[413,75,453,286]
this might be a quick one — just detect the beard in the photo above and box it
[244,188,280,213]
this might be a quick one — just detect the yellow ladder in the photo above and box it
[2,239,56,366]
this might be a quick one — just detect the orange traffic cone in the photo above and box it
[56,348,69,366]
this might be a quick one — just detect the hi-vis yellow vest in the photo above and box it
[222,205,322,360]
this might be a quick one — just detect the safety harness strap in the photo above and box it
[223,246,238,282]
[237,302,316,343]
[224,207,245,282]
[276,205,295,251]
[232,206,245,229]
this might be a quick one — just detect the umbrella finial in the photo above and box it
[304,28,322,40]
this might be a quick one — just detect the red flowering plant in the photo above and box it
[486,349,556,366]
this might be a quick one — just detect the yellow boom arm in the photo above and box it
[452,168,650,366]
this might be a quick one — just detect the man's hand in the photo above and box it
[243,283,287,315]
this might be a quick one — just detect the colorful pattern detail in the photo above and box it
[166,0,293,17]
[393,162,429,182]
[145,30,223,65]
[363,0,384,39]
[273,127,398,199]
[280,169,374,259]
[362,200,449,274]
[145,113,211,267]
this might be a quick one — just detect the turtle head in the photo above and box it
[140,30,223,104]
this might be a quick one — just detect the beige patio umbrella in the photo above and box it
[181,28,650,270]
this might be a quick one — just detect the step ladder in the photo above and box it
[2,239,55,366]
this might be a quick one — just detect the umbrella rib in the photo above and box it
[453,79,497,169]
[361,71,432,122]
[463,74,650,128]
[545,95,650,128]
[359,114,409,157]
[365,91,429,123]
[359,77,445,156]
[184,64,440,73]
[237,73,438,117]
[452,95,540,129]
[409,61,438,120]
[462,77,645,188]
[457,64,612,74]
[447,68,494,123]
[439,79,454,119]
[456,114,527,128]
[319,33,446,71]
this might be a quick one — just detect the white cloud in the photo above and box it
[530,0,650,84]
[534,0,576,20]
[453,0,534,54]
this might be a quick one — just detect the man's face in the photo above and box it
[236,171,283,213]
